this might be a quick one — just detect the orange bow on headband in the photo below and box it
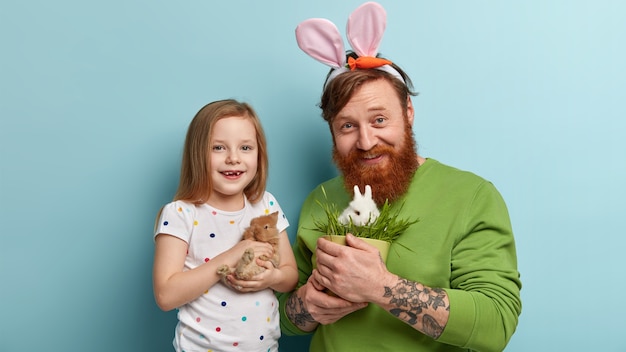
[347,56,393,70]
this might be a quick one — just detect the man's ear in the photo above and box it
[406,96,415,126]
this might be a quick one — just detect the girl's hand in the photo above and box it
[224,239,274,268]
[226,229,298,294]
[227,257,279,293]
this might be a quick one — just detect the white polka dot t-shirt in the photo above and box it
[155,192,289,352]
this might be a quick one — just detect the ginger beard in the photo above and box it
[332,121,419,206]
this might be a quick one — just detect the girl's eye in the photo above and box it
[241,145,253,151]
[212,145,224,151]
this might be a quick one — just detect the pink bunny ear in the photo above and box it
[346,2,387,57]
[295,18,346,69]
[294,2,404,87]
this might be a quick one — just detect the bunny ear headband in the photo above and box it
[295,1,404,88]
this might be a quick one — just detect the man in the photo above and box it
[279,4,521,351]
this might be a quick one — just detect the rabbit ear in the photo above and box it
[346,2,387,57]
[352,185,362,199]
[364,185,373,199]
[296,18,346,69]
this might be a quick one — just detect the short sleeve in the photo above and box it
[154,201,196,243]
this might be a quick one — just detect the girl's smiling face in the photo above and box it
[208,115,258,210]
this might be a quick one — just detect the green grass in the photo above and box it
[311,186,419,243]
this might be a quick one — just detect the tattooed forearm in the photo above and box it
[286,293,316,329]
[422,314,444,339]
[384,279,449,339]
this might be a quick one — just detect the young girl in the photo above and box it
[153,99,298,352]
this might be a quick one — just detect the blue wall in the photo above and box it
[1,1,625,351]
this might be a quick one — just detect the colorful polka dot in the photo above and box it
[233,342,239,347]
[194,220,198,226]
[216,327,221,332]
[209,233,216,238]
[229,220,235,224]
[260,335,264,341]
[212,211,217,215]
[270,200,275,206]
[221,301,227,307]
[163,221,169,226]
[196,317,201,323]
[177,207,183,212]
[241,316,247,322]
[204,258,210,262]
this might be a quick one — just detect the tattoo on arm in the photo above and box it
[384,279,449,339]
[286,293,316,329]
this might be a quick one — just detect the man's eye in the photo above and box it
[342,123,354,129]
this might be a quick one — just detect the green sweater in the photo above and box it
[278,159,522,352]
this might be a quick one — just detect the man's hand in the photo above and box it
[314,234,395,303]
[286,274,367,331]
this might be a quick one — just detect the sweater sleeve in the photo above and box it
[437,181,522,352]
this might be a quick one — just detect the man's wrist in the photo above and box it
[286,286,318,331]
[373,272,399,303]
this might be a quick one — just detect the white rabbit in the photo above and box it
[338,185,380,226]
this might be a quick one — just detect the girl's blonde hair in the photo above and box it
[173,99,268,204]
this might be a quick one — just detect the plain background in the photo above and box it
[1,1,625,351]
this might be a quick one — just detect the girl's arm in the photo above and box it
[269,230,298,292]
[152,234,274,311]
